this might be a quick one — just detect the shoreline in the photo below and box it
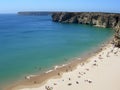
[5,37,114,90]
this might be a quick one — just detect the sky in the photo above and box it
[0,0,120,13]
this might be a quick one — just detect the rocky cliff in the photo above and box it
[52,12,120,47]
[114,25,120,47]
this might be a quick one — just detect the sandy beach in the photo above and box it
[7,43,120,90]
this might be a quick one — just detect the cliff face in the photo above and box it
[52,12,120,47]
[52,12,120,28]
[114,25,120,47]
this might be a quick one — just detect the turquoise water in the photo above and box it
[0,14,113,88]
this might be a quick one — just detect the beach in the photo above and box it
[7,42,120,90]
[0,0,120,90]
[0,14,114,90]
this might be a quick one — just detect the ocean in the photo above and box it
[0,14,113,88]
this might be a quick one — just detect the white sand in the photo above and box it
[19,44,120,90]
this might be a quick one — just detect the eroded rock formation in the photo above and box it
[52,12,120,47]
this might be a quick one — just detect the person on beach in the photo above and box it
[58,72,60,76]
[66,69,68,72]
[54,83,57,85]
[93,63,98,66]
[86,68,89,71]
[94,60,97,62]
[25,76,31,80]
[76,81,79,84]
[114,48,119,55]
[68,83,72,86]
[45,86,53,90]
[84,80,92,83]
[81,63,84,66]
[99,55,103,59]
[106,52,110,57]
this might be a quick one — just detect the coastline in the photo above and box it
[5,37,116,90]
